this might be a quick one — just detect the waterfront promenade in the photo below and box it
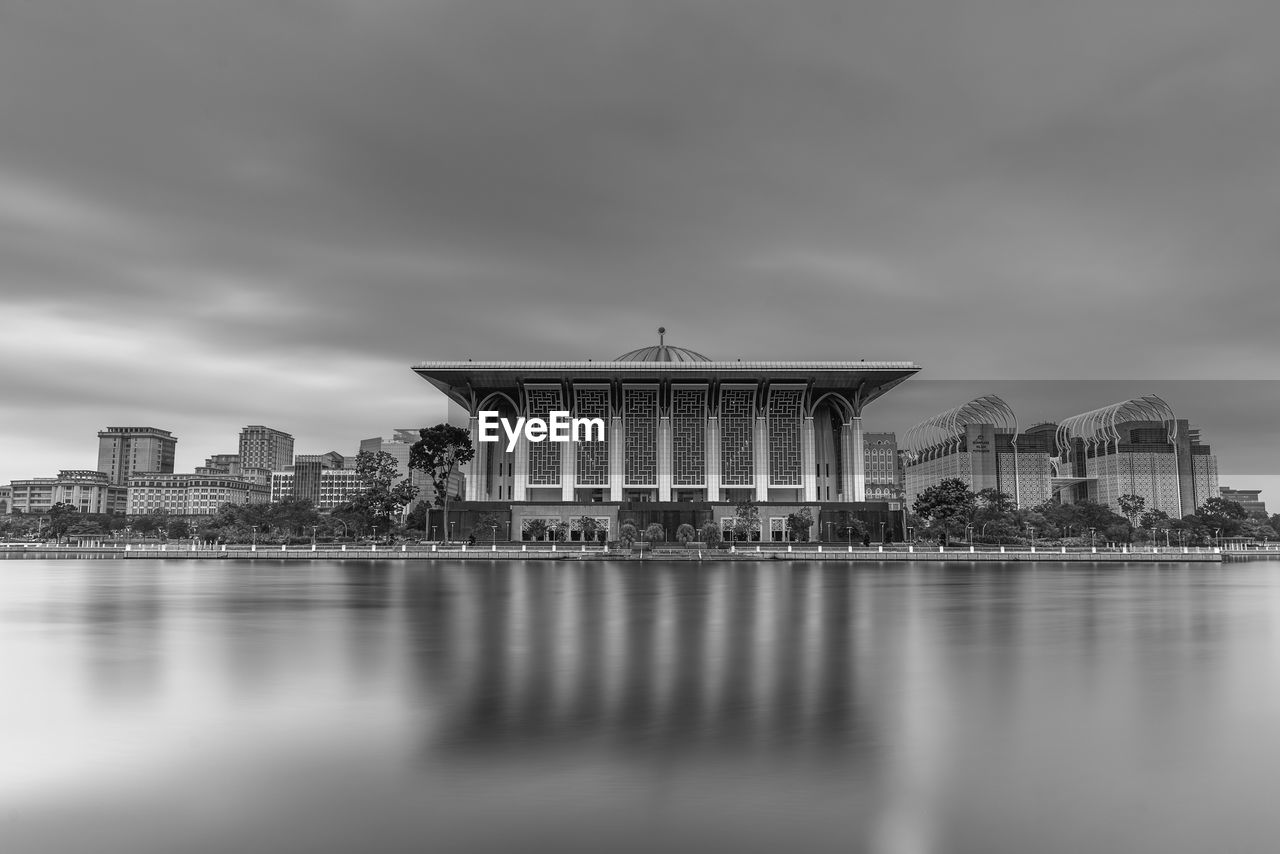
[0,541,1235,562]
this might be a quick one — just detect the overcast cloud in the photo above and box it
[2,1,1278,494]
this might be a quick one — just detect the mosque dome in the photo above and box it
[613,327,711,362]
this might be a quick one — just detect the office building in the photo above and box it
[238,426,294,472]
[96,427,177,485]
[1219,487,1266,516]
[903,396,1053,508]
[1054,396,1219,518]
[126,472,269,517]
[270,467,361,510]
[9,470,128,515]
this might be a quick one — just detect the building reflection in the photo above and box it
[405,562,884,763]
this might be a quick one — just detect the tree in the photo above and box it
[1241,517,1278,542]
[576,516,599,543]
[618,521,639,547]
[1196,497,1248,537]
[732,498,761,542]
[474,511,503,542]
[1116,494,1146,541]
[353,450,418,533]
[699,521,722,545]
[45,502,79,541]
[785,507,814,542]
[1137,508,1172,543]
[837,511,868,543]
[166,519,191,539]
[332,501,373,540]
[551,520,569,542]
[644,523,666,544]
[523,518,549,541]
[409,424,475,542]
[975,488,1015,517]
[675,523,696,545]
[912,478,976,539]
[132,514,163,536]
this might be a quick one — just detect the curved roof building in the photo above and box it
[1054,395,1216,518]
[902,395,1053,509]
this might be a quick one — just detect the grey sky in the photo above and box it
[2,1,1278,495]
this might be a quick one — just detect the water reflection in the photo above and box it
[412,564,880,762]
[2,560,1280,854]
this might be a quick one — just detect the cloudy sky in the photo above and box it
[2,1,1278,495]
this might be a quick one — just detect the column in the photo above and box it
[706,417,721,502]
[850,416,866,501]
[464,414,481,500]
[561,437,576,502]
[840,422,856,501]
[801,416,817,502]
[754,416,770,502]
[512,435,529,502]
[658,415,672,502]
[608,415,624,501]
[470,436,488,502]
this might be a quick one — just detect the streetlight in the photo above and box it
[372,525,379,546]
[826,521,833,543]
[965,524,973,544]
[1089,527,1096,548]
[251,525,259,549]
[449,521,455,542]
[880,520,886,544]
[310,525,318,548]
[505,520,511,542]
[1214,528,1221,550]
[490,523,498,545]
[431,525,437,541]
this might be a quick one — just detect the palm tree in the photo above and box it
[644,523,665,544]
[676,523,696,545]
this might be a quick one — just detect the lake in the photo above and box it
[3,559,1279,854]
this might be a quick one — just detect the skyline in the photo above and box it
[6,378,1276,507]
[4,1,1279,499]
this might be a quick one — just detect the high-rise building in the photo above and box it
[238,426,294,472]
[96,427,177,485]
[0,485,10,515]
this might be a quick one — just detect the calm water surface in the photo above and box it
[3,559,1280,854]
